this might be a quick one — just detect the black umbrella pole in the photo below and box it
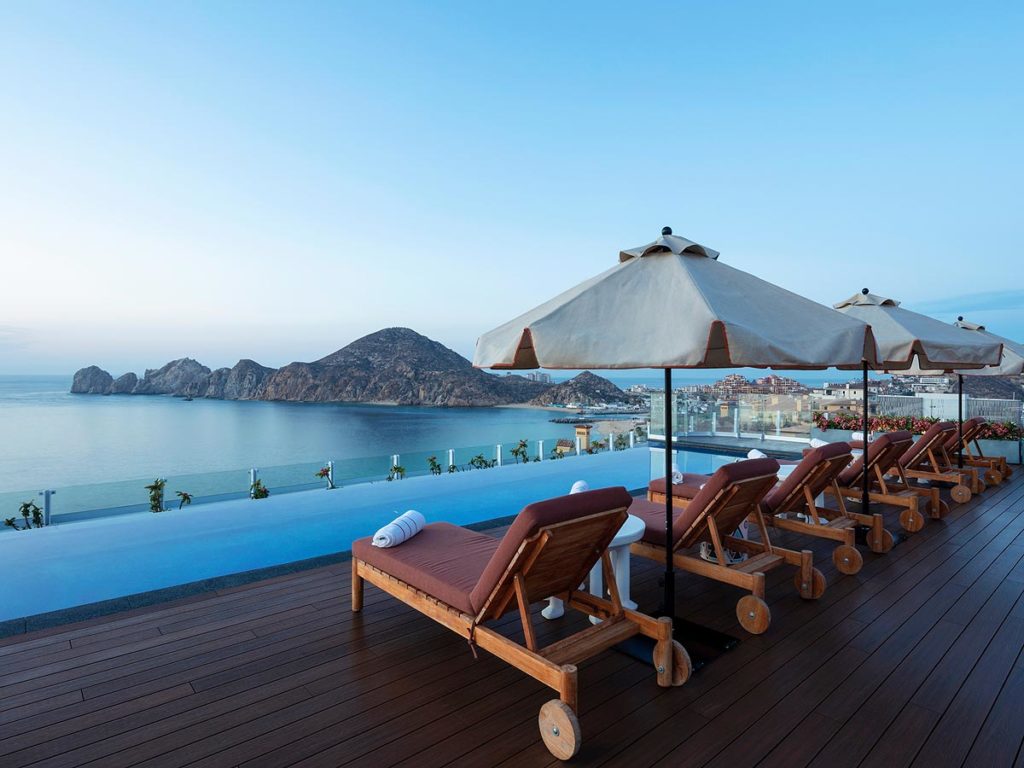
[664,368,675,615]
[958,374,964,469]
[862,362,870,513]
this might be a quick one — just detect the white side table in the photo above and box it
[541,514,646,621]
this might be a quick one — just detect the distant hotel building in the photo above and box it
[526,372,553,384]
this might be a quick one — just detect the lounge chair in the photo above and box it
[824,430,931,540]
[759,442,864,575]
[947,417,1009,485]
[891,421,979,503]
[351,487,690,760]
[629,458,825,635]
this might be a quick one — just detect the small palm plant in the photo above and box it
[427,456,442,476]
[145,479,167,513]
[176,491,193,510]
[510,439,529,464]
[250,479,270,499]
[315,466,336,489]
[386,464,406,481]
[615,434,629,450]
[447,463,459,473]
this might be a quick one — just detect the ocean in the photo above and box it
[0,376,584,495]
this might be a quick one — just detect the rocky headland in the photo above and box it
[70,328,638,408]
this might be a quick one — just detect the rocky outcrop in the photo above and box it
[132,358,211,396]
[109,372,139,394]
[206,359,274,399]
[529,371,640,407]
[70,327,629,407]
[70,366,114,394]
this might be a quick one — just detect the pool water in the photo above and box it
[0,448,734,622]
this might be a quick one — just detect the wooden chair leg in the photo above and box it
[351,559,364,612]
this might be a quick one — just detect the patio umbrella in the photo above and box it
[475,227,877,622]
[833,290,1003,508]
[912,318,1024,468]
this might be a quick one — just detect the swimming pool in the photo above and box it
[0,448,737,623]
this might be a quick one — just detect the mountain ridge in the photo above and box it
[69,328,634,408]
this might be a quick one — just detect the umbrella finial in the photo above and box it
[661,226,672,236]
[862,288,869,295]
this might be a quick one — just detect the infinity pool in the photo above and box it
[0,448,736,622]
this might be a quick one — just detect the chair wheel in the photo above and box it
[539,700,581,760]
[951,485,971,503]
[794,568,826,599]
[868,527,895,554]
[833,544,863,575]
[736,595,771,634]
[984,469,1002,486]
[936,500,951,518]
[899,508,926,533]
[672,640,692,686]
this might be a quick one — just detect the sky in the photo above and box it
[1,1,1021,376]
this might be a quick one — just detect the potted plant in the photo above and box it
[250,479,270,499]
[145,478,167,513]
[427,456,442,476]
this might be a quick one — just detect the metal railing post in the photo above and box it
[575,437,582,456]
[496,444,502,467]
[249,468,258,498]
[447,448,455,468]
[537,440,544,460]
[39,489,55,526]
[327,460,335,489]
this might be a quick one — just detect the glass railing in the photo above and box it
[0,431,649,531]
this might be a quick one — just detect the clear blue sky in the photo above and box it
[1,1,1021,375]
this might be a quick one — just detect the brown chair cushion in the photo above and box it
[352,523,499,615]
[762,442,851,515]
[635,458,780,548]
[838,430,913,486]
[469,486,633,614]
[649,474,707,501]
[899,422,954,469]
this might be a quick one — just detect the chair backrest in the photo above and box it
[471,486,633,621]
[946,417,985,451]
[837,430,913,487]
[762,442,852,515]
[899,421,955,469]
[672,458,781,550]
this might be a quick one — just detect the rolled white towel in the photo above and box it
[809,438,829,449]
[849,431,872,443]
[372,510,426,548]
[747,449,768,459]
[570,480,589,494]
[671,470,683,484]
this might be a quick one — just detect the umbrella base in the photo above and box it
[854,524,906,548]
[615,614,739,671]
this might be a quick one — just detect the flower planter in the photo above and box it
[974,438,1022,466]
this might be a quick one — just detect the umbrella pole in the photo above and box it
[663,368,675,616]
[958,374,964,469]
[862,362,870,514]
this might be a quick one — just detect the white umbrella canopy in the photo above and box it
[474,230,876,371]
[832,290,1003,371]
[951,319,1024,376]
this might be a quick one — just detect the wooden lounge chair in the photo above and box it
[891,421,979,503]
[825,430,931,540]
[760,442,864,575]
[351,487,690,760]
[629,458,825,635]
[947,417,1009,485]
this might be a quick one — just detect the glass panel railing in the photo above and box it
[0,433,652,532]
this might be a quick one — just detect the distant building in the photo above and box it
[526,372,553,384]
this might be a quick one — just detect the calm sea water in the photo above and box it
[0,376,583,493]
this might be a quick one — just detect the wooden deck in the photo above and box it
[2,470,1024,767]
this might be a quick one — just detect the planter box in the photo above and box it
[975,438,1022,466]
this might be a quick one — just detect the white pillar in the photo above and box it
[609,432,615,451]
[537,440,544,460]
[327,460,335,489]
[249,468,258,498]
[496,444,502,466]
[447,448,455,467]
[38,489,56,526]
[629,431,635,449]
[391,454,399,468]
[776,409,782,436]
[575,437,582,456]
